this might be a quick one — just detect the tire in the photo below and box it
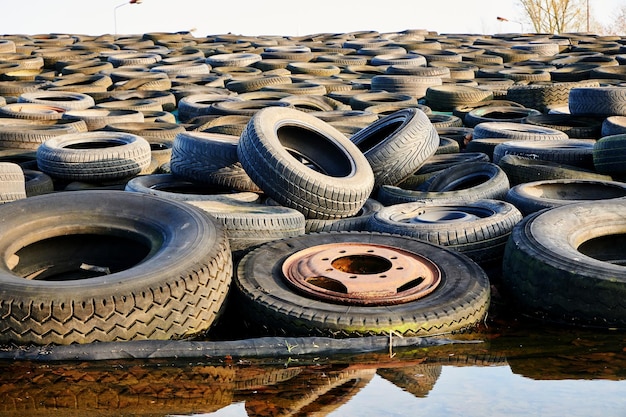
[369,74,443,99]
[349,108,439,190]
[505,81,600,113]
[427,113,463,128]
[234,231,490,337]
[187,198,305,253]
[18,91,95,110]
[0,123,80,150]
[349,91,418,111]
[177,93,241,122]
[238,107,374,220]
[498,154,612,186]
[435,136,460,154]
[464,106,541,128]
[377,161,510,205]
[592,134,626,176]
[36,131,152,181]
[601,116,626,137]
[492,139,595,168]
[523,114,602,139]
[367,199,522,265]
[502,199,626,328]
[569,87,626,117]
[472,122,570,141]
[0,102,65,120]
[61,109,144,131]
[170,131,261,192]
[303,198,383,233]
[0,162,26,203]
[465,138,514,161]
[124,173,260,203]
[23,168,53,197]
[504,178,626,215]
[0,190,233,344]
[398,152,490,190]
[424,85,493,112]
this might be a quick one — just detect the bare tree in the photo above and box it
[598,4,626,35]
[519,0,586,33]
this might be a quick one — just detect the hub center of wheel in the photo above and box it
[281,242,441,306]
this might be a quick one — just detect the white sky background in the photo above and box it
[1,0,624,37]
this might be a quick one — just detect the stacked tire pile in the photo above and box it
[0,29,623,346]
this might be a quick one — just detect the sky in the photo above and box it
[1,0,624,38]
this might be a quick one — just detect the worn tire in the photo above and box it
[498,154,612,185]
[238,107,374,219]
[502,200,626,328]
[472,122,569,141]
[367,199,522,264]
[504,178,626,215]
[124,173,260,203]
[170,131,261,192]
[0,190,233,345]
[349,108,439,190]
[492,139,595,168]
[188,198,305,253]
[0,162,26,203]
[36,131,152,181]
[234,231,490,337]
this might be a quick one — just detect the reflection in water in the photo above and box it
[0,320,624,417]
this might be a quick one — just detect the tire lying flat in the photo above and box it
[234,231,490,337]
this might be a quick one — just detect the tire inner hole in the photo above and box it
[9,233,151,281]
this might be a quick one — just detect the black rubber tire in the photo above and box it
[465,138,514,160]
[424,85,493,112]
[505,81,598,113]
[0,102,65,120]
[427,113,463,128]
[502,200,626,328]
[177,93,241,122]
[349,108,439,190]
[303,198,384,233]
[398,152,490,190]
[124,173,261,203]
[504,178,626,215]
[61,109,144,131]
[464,106,541,128]
[348,91,418,111]
[238,107,374,220]
[187,198,306,253]
[36,131,152,181]
[377,161,510,205]
[18,91,95,110]
[523,114,602,139]
[0,162,26,203]
[367,199,522,265]
[472,122,569,141]
[492,139,595,168]
[0,190,233,345]
[498,154,612,185]
[170,131,261,192]
[435,136,460,154]
[234,231,490,337]
[601,116,626,137]
[592,134,626,176]
[569,87,626,117]
[0,123,80,150]
[23,168,53,197]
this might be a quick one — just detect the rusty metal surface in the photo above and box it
[281,242,441,306]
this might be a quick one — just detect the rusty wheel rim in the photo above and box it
[281,242,441,306]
